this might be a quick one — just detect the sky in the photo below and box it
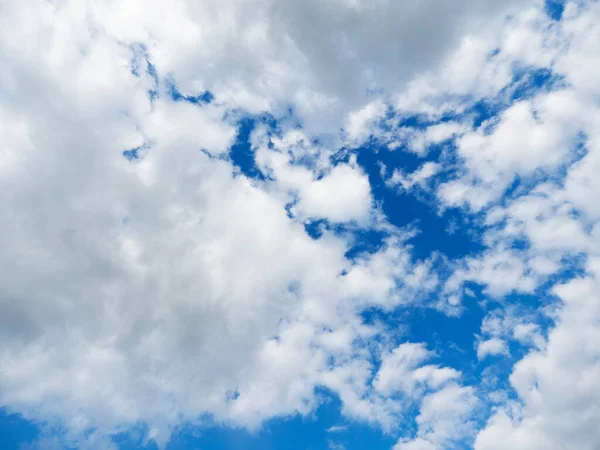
[1,0,600,449]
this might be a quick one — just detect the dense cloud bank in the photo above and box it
[1,1,600,449]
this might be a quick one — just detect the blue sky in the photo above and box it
[2,0,600,449]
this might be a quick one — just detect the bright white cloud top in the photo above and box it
[1,0,599,449]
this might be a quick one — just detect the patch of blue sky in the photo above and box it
[465,277,572,403]
[509,67,566,102]
[544,0,566,21]
[129,44,159,102]
[166,79,214,105]
[359,300,490,450]
[550,134,588,186]
[396,110,465,131]
[355,141,485,261]
[347,64,580,267]
[335,69,569,263]
[147,61,159,102]
[129,43,148,78]
[362,294,485,376]
[538,252,589,290]
[343,228,390,260]
[229,116,266,180]
[414,65,562,141]
[123,141,153,161]
[0,395,400,450]
[302,218,389,259]
[0,409,41,449]
[466,67,565,135]
[225,108,295,180]
[163,396,394,450]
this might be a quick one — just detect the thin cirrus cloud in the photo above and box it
[1,1,600,450]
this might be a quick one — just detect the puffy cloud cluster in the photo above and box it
[0,0,494,446]
[475,264,600,449]
[407,2,600,449]
[2,0,600,449]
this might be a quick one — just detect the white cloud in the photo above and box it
[475,262,600,450]
[374,343,460,397]
[326,425,348,433]
[296,163,373,224]
[396,122,468,156]
[477,338,509,360]
[474,308,546,361]
[387,162,441,192]
[345,100,387,144]
[328,440,347,450]
[395,384,479,450]
[4,0,600,449]
[512,323,545,350]
[427,3,600,449]
[394,438,437,450]
[438,92,584,211]
[252,129,374,224]
[446,248,538,299]
[0,10,416,441]
[0,18,450,439]
[394,3,557,116]
[75,0,527,136]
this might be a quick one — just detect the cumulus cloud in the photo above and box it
[3,0,600,449]
[1,0,497,443]
[394,384,479,450]
[374,343,460,397]
[475,263,600,450]
[477,338,509,360]
[387,162,442,192]
[430,2,600,449]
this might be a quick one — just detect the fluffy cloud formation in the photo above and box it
[475,264,600,450]
[2,0,600,449]
[395,384,479,450]
[0,0,496,445]
[374,343,460,397]
[423,2,600,449]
